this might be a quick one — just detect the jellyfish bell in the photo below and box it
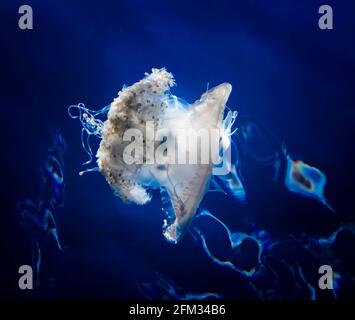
[70,68,235,243]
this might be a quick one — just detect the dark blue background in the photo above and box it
[0,0,354,299]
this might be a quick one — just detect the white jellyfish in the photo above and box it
[69,68,237,243]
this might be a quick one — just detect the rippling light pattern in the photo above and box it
[17,132,66,287]
[191,210,352,299]
[139,273,221,300]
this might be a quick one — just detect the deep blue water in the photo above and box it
[1,0,355,299]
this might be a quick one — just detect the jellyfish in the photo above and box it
[69,68,237,244]
[236,117,333,211]
[284,155,334,212]
[66,68,355,300]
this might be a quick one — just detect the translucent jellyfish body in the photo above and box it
[69,68,236,243]
[284,156,333,211]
